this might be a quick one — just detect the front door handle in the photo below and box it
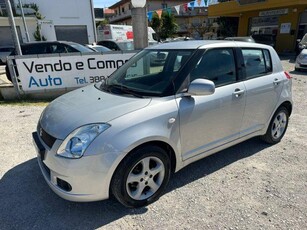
[233,88,245,98]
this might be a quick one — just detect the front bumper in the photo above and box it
[32,132,111,202]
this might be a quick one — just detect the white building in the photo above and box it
[0,0,96,46]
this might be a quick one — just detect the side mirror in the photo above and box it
[187,79,215,96]
[297,39,301,43]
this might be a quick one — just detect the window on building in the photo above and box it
[161,3,167,9]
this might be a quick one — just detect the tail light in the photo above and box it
[284,71,292,79]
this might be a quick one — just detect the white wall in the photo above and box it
[0,17,37,44]
[14,0,96,43]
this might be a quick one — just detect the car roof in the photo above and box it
[21,41,77,46]
[225,36,255,41]
[146,40,269,50]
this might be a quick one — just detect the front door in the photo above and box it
[177,48,246,161]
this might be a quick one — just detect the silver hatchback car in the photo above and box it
[33,41,292,208]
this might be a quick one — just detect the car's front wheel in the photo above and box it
[261,106,289,144]
[111,145,171,208]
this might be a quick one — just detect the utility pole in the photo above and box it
[18,0,30,42]
[131,0,148,50]
[5,0,22,55]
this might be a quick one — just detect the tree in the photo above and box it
[96,19,109,28]
[160,12,178,40]
[150,13,162,41]
[217,17,239,38]
[149,11,178,41]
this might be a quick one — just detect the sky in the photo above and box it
[93,0,118,8]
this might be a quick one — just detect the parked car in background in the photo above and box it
[86,44,111,53]
[296,33,307,56]
[6,41,93,82]
[224,37,255,43]
[33,40,292,208]
[97,39,158,51]
[10,41,94,55]
[97,40,134,51]
[252,34,276,48]
[295,48,307,71]
[0,46,14,64]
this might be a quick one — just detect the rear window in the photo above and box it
[242,48,272,79]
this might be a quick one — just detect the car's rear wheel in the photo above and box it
[261,106,289,144]
[111,145,171,208]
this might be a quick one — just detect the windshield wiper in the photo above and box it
[108,84,144,98]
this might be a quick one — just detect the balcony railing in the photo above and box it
[109,9,132,23]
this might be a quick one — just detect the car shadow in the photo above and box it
[290,69,307,75]
[0,137,269,229]
[279,55,296,63]
[167,137,269,193]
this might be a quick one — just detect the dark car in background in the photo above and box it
[252,34,276,48]
[86,44,111,52]
[9,41,94,56]
[6,41,93,82]
[97,40,134,51]
[224,37,255,43]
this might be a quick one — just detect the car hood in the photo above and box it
[40,85,151,139]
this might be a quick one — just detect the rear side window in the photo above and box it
[242,49,272,79]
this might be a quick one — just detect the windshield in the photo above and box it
[92,46,111,52]
[301,34,307,43]
[70,44,94,53]
[98,49,193,97]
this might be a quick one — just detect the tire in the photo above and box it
[111,145,171,208]
[261,106,289,144]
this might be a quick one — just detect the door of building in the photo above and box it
[55,25,89,44]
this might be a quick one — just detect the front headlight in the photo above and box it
[57,123,110,159]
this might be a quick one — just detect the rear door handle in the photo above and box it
[233,88,245,98]
[273,78,283,85]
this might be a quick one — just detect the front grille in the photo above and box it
[37,123,56,148]
[300,64,307,68]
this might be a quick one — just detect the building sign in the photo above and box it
[237,0,266,5]
[259,8,288,17]
[251,16,278,27]
[280,23,291,34]
[13,52,136,92]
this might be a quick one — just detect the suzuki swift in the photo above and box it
[33,41,292,208]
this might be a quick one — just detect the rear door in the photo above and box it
[240,48,284,136]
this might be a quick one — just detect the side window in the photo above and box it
[190,48,236,87]
[242,49,267,79]
[173,52,191,72]
[263,49,272,72]
[51,44,68,53]
[64,45,78,53]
